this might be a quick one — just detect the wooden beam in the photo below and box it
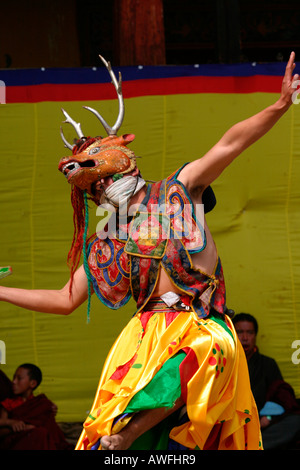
[114,0,166,65]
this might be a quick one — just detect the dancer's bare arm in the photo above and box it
[179,51,299,193]
[0,265,88,315]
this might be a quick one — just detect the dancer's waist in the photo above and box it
[144,291,233,320]
[145,292,192,312]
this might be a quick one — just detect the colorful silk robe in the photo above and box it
[76,167,262,450]
[86,167,226,318]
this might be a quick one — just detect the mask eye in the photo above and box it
[89,147,100,155]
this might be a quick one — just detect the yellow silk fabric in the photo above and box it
[76,310,261,450]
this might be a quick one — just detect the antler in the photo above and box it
[60,109,85,150]
[83,55,124,136]
[60,55,124,149]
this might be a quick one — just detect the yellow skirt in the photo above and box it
[76,308,262,450]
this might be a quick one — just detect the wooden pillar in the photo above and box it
[114,0,166,65]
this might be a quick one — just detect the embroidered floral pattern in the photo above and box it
[208,342,227,378]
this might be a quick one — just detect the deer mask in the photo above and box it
[58,56,137,196]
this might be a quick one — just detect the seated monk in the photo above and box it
[0,364,72,450]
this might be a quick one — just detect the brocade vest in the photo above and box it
[85,167,226,319]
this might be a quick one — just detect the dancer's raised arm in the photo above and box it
[179,51,298,193]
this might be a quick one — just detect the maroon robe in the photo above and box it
[0,388,72,450]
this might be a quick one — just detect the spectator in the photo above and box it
[0,364,72,450]
[233,313,300,449]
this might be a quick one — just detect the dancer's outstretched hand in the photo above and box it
[280,51,299,107]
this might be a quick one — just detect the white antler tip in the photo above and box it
[99,54,108,67]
